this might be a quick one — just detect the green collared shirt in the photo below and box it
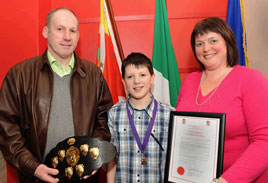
[47,51,75,77]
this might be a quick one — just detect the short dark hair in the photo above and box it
[121,52,154,79]
[46,8,79,28]
[191,17,238,70]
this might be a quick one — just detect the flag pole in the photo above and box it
[105,0,125,61]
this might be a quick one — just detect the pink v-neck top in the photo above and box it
[176,65,268,182]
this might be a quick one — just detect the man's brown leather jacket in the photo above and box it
[0,51,113,182]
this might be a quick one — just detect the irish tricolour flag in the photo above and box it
[152,0,181,107]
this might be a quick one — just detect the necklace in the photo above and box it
[195,68,232,106]
[195,81,220,106]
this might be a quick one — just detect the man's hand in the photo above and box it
[34,164,59,183]
[83,169,97,179]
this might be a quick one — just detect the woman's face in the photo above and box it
[195,31,228,71]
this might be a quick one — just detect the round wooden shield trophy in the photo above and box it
[44,136,116,182]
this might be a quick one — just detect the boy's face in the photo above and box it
[123,64,155,101]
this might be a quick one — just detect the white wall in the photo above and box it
[245,0,268,78]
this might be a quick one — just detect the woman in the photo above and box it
[176,17,268,183]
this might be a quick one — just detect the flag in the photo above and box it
[226,0,249,66]
[97,0,126,104]
[0,151,19,183]
[152,0,181,107]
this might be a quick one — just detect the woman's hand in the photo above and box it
[214,176,228,183]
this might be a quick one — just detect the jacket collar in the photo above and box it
[40,50,87,78]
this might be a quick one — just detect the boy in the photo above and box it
[107,52,174,183]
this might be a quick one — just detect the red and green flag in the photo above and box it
[96,0,125,104]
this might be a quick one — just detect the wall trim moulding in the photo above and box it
[79,13,225,24]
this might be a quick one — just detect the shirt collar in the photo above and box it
[47,51,75,69]
[127,94,156,118]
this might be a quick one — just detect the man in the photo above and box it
[0,8,113,183]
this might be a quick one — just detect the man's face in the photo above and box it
[43,9,79,62]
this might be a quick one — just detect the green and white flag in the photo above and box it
[152,0,181,107]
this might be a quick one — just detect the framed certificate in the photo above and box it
[164,111,225,183]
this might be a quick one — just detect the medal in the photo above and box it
[127,99,157,167]
[141,157,147,165]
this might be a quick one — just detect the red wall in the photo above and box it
[0,0,227,84]
[0,0,38,83]
[0,0,227,181]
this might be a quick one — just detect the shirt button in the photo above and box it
[137,150,140,153]
[137,174,140,177]
[137,180,140,182]
[124,129,126,131]
[138,116,141,119]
